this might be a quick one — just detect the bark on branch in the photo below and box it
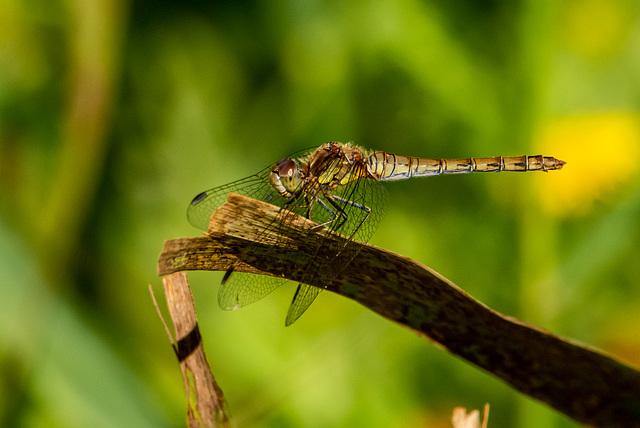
[160,272,230,427]
[158,193,640,427]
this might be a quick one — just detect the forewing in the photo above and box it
[187,164,289,230]
[187,152,314,313]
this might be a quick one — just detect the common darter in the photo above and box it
[188,142,565,325]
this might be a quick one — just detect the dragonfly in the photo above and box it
[188,142,565,325]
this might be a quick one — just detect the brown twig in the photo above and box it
[159,272,230,427]
[158,193,640,427]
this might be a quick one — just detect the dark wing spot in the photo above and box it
[221,266,235,284]
[191,191,208,205]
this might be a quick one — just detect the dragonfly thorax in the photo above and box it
[269,158,305,198]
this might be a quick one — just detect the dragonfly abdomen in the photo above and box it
[368,152,565,181]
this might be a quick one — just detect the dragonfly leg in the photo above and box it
[312,195,371,235]
[330,195,371,215]
[310,197,340,230]
[325,194,371,242]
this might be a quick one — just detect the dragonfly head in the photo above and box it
[270,158,305,197]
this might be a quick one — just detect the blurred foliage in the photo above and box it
[1,0,640,427]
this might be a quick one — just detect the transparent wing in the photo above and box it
[218,271,286,310]
[187,149,318,315]
[285,284,322,326]
[187,165,288,231]
[187,163,293,310]
[187,145,316,230]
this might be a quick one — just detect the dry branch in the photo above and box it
[160,272,230,427]
[158,193,640,427]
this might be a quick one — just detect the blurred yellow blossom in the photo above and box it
[534,112,640,216]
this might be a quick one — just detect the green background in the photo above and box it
[1,0,640,426]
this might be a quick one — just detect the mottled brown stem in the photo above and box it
[158,193,640,427]
[161,272,230,427]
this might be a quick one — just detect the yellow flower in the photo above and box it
[534,112,640,216]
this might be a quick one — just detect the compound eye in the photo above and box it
[277,158,297,178]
